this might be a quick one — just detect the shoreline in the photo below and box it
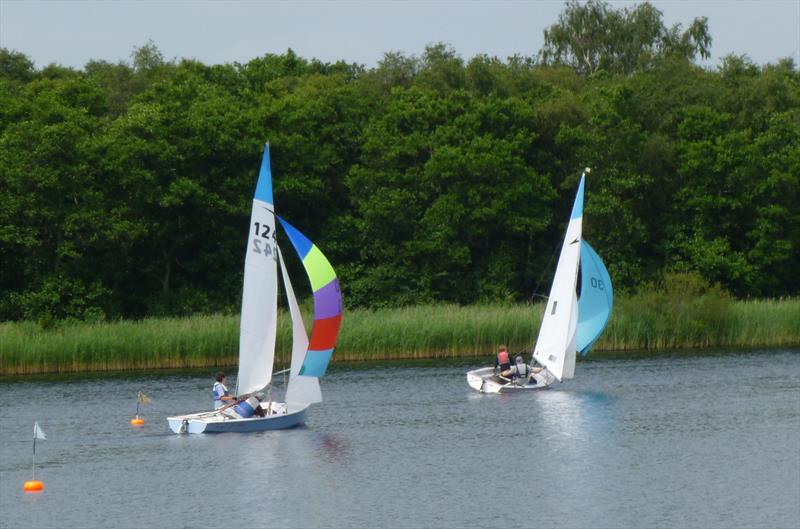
[3,345,799,380]
[2,299,798,376]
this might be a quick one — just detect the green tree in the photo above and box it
[0,48,36,81]
[345,87,555,305]
[0,74,110,320]
[540,0,711,76]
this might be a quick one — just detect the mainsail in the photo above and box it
[576,241,613,356]
[532,172,586,381]
[236,144,279,396]
[277,216,343,378]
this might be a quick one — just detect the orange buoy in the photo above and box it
[130,417,144,426]
[23,480,44,492]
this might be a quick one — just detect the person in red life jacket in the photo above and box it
[496,345,511,375]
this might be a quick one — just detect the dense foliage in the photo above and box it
[1,1,798,322]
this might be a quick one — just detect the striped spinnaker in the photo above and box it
[277,216,342,377]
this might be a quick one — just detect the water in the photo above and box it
[2,349,799,529]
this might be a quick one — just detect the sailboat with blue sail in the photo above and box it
[466,168,612,393]
[168,144,342,433]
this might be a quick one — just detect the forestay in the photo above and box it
[576,241,613,356]
[532,173,585,381]
[236,145,279,396]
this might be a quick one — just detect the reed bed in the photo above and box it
[1,298,798,375]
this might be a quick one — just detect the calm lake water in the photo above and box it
[1,349,799,529]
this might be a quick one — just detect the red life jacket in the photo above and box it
[497,350,510,367]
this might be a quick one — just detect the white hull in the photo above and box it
[167,402,308,434]
[466,366,553,393]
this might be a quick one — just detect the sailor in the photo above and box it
[225,393,266,419]
[509,355,530,380]
[502,356,547,384]
[496,345,511,375]
[212,372,237,409]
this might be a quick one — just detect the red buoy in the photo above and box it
[23,480,44,492]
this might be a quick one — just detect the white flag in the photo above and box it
[33,421,46,441]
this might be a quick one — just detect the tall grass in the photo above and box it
[335,304,542,361]
[1,297,798,375]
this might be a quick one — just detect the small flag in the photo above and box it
[33,422,46,441]
[137,391,151,405]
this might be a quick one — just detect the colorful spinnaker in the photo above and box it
[278,216,343,378]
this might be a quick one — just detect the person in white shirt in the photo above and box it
[212,372,237,409]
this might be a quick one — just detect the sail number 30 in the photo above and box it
[590,277,605,290]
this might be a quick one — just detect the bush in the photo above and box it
[611,271,733,348]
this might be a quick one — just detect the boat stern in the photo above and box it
[167,416,208,434]
[466,367,505,393]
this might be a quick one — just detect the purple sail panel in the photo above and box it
[313,279,342,320]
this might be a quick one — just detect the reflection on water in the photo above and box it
[1,349,798,529]
[533,389,616,442]
[316,433,350,465]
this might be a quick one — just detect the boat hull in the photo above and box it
[167,402,308,434]
[466,366,552,393]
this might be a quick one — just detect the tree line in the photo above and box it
[1,1,797,322]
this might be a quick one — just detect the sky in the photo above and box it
[1,1,798,70]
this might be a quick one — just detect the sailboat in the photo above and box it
[168,144,343,433]
[466,169,612,393]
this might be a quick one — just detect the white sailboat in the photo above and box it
[168,144,343,433]
[466,169,612,393]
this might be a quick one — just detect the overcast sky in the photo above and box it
[2,1,798,70]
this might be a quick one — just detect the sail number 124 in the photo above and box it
[252,222,277,260]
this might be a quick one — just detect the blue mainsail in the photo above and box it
[576,241,613,356]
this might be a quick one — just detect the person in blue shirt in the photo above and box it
[212,372,238,409]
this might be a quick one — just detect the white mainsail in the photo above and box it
[279,247,322,408]
[532,171,586,381]
[236,145,278,396]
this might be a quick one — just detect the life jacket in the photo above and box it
[497,350,510,369]
[512,361,530,378]
[212,382,229,408]
[231,396,261,419]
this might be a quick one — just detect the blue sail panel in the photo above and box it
[299,349,334,377]
[576,241,613,356]
[254,143,274,204]
[277,216,313,259]
[570,173,585,220]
